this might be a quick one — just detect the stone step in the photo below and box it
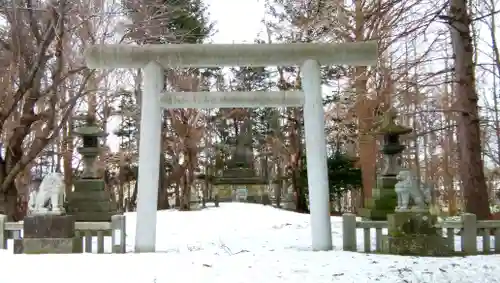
[69,211,119,222]
[73,179,105,192]
[67,191,112,202]
[14,238,80,254]
[67,200,117,212]
[76,230,112,237]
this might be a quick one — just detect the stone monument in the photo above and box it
[15,173,78,254]
[212,119,268,203]
[358,109,412,220]
[382,169,450,256]
[66,116,118,222]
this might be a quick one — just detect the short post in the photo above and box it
[0,214,6,249]
[135,62,163,253]
[11,230,21,239]
[462,213,477,254]
[74,230,83,253]
[112,214,126,253]
[342,213,357,252]
[302,59,333,251]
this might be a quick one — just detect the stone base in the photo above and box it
[358,207,395,221]
[358,176,398,220]
[67,190,112,202]
[15,214,79,254]
[24,214,76,238]
[381,211,451,256]
[14,238,80,254]
[73,178,105,192]
[67,181,117,222]
[71,211,118,222]
[381,235,451,256]
[387,211,436,235]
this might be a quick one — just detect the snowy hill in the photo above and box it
[2,203,500,283]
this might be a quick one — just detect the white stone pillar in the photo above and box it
[301,59,333,251]
[135,62,163,252]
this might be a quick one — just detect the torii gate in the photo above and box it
[84,41,378,252]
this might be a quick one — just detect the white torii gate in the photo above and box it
[84,42,378,252]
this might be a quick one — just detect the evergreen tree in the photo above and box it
[124,0,212,44]
[299,153,362,212]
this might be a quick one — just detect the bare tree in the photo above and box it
[0,1,92,219]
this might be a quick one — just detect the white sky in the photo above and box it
[204,0,265,43]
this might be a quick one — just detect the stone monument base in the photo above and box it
[381,234,451,256]
[67,188,118,222]
[358,176,398,220]
[358,207,395,221]
[15,214,78,254]
[14,238,81,254]
[381,211,451,256]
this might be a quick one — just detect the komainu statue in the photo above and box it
[28,172,66,215]
[395,169,431,211]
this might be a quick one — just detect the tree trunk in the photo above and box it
[0,126,27,220]
[62,118,74,195]
[0,155,19,220]
[157,152,169,210]
[353,0,377,208]
[448,0,490,219]
[289,107,308,213]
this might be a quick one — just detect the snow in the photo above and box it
[1,203,500,283]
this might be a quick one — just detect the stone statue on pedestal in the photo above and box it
[395,169,431,211]
[28,172,66,215]
[19,172,78,254]
[383,169,450,256]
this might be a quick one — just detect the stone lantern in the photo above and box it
[358,109,412,220]
[377,109,412,176]
[75,116,106,179]
[66,116,119,222]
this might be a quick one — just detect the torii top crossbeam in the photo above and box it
[84,41,378,69]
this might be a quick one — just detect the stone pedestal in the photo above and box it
[381,211,451,256]
[14,215,78,254]
[358,176,398,220]
[67,181,118,222]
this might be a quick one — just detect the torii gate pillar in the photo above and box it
[135,62,163,252]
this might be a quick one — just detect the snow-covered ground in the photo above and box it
[1,203,499,283]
